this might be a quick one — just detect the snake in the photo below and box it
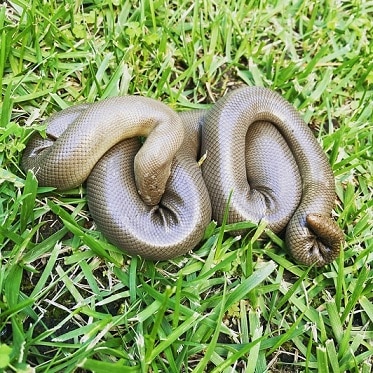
[22,86,344,265]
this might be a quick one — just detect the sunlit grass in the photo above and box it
[0,0,372,372]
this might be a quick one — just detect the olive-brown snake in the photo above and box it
[22,86,344,265]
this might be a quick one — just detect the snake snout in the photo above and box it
[134,169,169,206]
[134,150,174,206]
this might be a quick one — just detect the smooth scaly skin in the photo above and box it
[87,109,211,260]
[201,87,344,265]
[22,87,344,265]
[22,97,212,261]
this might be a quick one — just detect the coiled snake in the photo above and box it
[22,86,344,266]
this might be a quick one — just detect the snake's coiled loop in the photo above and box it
[201,87,344,265]
[22,97,212,260]
[22,87,344,265]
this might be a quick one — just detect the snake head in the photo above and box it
[133,154,173,206]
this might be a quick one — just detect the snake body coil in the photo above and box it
[22,86,344,265]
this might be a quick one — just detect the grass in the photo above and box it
[0,0,372,372]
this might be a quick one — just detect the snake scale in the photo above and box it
[22,86,344,266]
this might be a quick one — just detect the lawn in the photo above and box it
[0,0,372,372]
